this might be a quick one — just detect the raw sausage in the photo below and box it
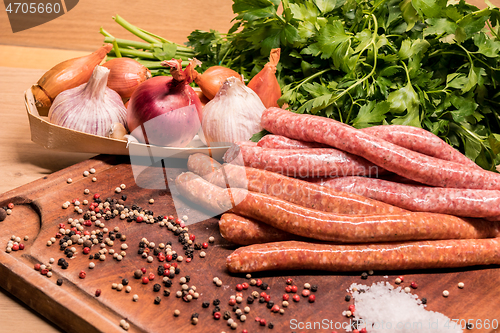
[186,152,222,178]
[226,239,500,273]
[361,125,480,169]
[219,213,304,245]
[320,176,500,219]
[223,141,386,178]
[187,153,406,215]
[175,172,500,243]
[261,107,500,190]
[257,134,328,149]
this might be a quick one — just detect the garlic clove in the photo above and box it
[108,123,128,141]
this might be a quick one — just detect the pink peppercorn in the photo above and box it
[163,263,170,269]
[172,262,178,268]
[272,305,280,312]
[242,282,249,290]
[84,221,92,226]
[83,247,90,254]
[308,295,316,303]
[79,271,86,279]
[411,281,418,289]
[189,234,196,241]
[349,304,356,313]
[41,269,49,275]
[7,203,14,209]
[95,289,101,297]
[255,317,261,322]
[202,242,208,249]
[19,244,25,250]
[142,277,149,284]
[141,267,147,274]
[34,263,40,271]
[293,294,300,302]
[398,275,404,282]
[157,253,165,262]
[175,218,182,225]
[286,278,293,285]
[260,319,267,326]
[136,216,143,223]
[213,312,221,320]
[260,292,267,298]
[291,285,298,293]
[166,254,172,262]
[285,285,292,293]
[186,258,191,263]
[353,330,359,333]
[58,223,65,229]
[229,298,236,306]
[264,295,271,302]
[168,215,174,220]
[302,289,310,297]
[360,328,367,333]
[242,330,248,333]
[148,273,155,280]
[236,284,243,291]
[93,194,100,200]
[256,279,262,287]
[55,233,62,238]
[236,292,243,298]
[12,244,19,251]
[283,294,289,301]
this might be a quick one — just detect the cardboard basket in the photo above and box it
[24,87,229,160]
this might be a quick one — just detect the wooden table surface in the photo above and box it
[0,0,498,332]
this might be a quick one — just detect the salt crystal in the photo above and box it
[347,282,462,333]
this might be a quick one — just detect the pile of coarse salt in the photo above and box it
[346,282,462,333]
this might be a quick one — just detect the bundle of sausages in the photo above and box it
[176,107,500,273]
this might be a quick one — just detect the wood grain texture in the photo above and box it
[0,155,499,333]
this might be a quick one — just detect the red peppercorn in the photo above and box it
[398,275,404,282]
[163,263,170,269]
[93,194,100,200]
[229,298,236,306]
[260,319,267,326]
[242,282,249,290]
[172,262,178,268]
[272,305,280,312]
[83,247,90,254]
[166,254,172,262]
[353,330,360,333]
[157,253,165,262]
[75,231,81,235]
[94,208,100,213]
[189,234,196,241]
[185,258,191,263]
[236,284,243,291]
[168,215,174,220]
[71,227,77,232]
[180,222,185,228]
[202,242,208,249]
[349,304,356,313]
[7,203,14,209]
[58,223,65,229]
[213,312,221,320]
[302,289,310,297]
[283,294,289,301]
[95,289,101,297]
[34,263,40,271]
[260,292,267,298]
[285,285,292,293]
[236,292,243,298]
[84,221,92,226]
[360,328,367,333]
[12,244,19,251]
[411,281,418,289]
[242,330,248,333]
[83,231,90,236]
[264,295,271,302]
[291,285,298,293]
[71,198,78,204]
[286,278,293,285]
[148,273,155,280]
[140,267,147,274]
[255,317,261,322]
[175,218,182,225]
[308,295,316,303]
[293,294,300,302]
[41,269,49,275]
[136,216,143,223]
[19,244,25,250]
[55,233,62,238]
[79,270,86,279]
[256,279,262,287]
[142,277,149,284]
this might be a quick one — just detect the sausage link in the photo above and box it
[226,239,500,273]
[186,153,222,178]
[219,213,303,245]
[320,176,500,219]
[175,172,500,243]
[261,107,500,189]
[257,135,328,149]
[361,125,480,169]
[223,141,386,178]
[188,153,406,215]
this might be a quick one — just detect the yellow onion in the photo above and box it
[247,48,282,108]
[102,58,151,102]
[188,59,243,100]
[32,44,112,108]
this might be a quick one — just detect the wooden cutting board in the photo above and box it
[0,155,499,333]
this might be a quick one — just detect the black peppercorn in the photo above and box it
[109,234,115,241]
[88,255,93,259]
[169,272,175,279]
[157,266,165,276]
[116,233,122,240]
[172,253,178,260]
[259,297,266,303]
[139,241,146,248]
[361,272,368,279]
[154,296,161,304]
[94,253,100,259]
[66,252,73,258]
[174,229,181,236]
[247,296,254,304]
[213,299,220,306]
[268,323,274,329]
[138,248,144,255]
[134,270,142,279]
[121,278,129,286]
[121,195,127,201]
[421,297,427,304]
[345,295,351,302]
[311,285,318,292]
[223,311,231,320]
[164,279,172,287]
[260,283,268,290]
[194,243,202,250]
[153,248,161,256]
[185,275,190,283]
[232,305,239,312]
[57,258,66,266]
[56,279,63,286]
[191,313,199,319]
[202,301,210,308]
[153,283,161,292]
[164,289,171,297]
[175,267,180,274]
[61,262,69,269]
[267,301,274,309]
[213,306,221,313]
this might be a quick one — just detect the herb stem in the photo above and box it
[113,15,159,44]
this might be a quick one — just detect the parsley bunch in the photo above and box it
[187,0,500,169]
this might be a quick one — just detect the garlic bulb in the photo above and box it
[199,77,266,147]
[48,65,127,137]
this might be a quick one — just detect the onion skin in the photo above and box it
[247,48,281,108]
[189,63,243,100]
[102,58,151,102]
[32,44,112,108]
[127,60,203,148]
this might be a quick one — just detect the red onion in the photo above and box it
[127,59,203,147]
